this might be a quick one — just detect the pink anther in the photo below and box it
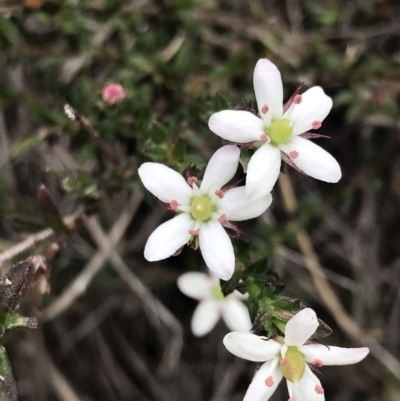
[315,385,324,395]
[312,120,322,130]
[280,357,289,366]
[188,229,199,236]
[312,359,324,367]
[215,189,225,199]
[218,214,227,223]
[260,134,269,143]
[288,398,297,401]
[261,104,269,114]
[289,150,299,159]
[170,200,179,211]
[264,376,274,387]
[294,94,302,104]
[187,176,198,186]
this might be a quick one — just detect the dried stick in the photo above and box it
[0,210,83,269]
[41,191,143,322]
[278,172,400,381]
[43,349,83,401]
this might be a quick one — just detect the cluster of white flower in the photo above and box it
[138,58,368,401]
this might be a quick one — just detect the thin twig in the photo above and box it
[41,191,143,322]
[86,216,183,377]
[278,172,400,382]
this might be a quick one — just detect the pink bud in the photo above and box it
[102,83,126,105]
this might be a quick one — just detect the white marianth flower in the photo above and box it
[223,308,369,401]
[138,145,272,280]
[178,271,251,337]
[209,59,342,200]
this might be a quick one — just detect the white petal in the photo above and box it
[253,58,283,125]
[222,298,252,332]
[177,272,215,300]
[289,86,332,135]
[291,366,325,401]
[284,308,319,347]
[220,187,272,221]
[144,214,193,261]
[200,145,240,194]
[246,143,281,200]
[191,299,220,337]
[138,163,192,204]
[280,136,341,183]
[299,344,369,366]
[243,359,282,401]
[198,221,235,280]
[208,110,265,143]
[223,332,281,362]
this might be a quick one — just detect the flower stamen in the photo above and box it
[189,229,199,236]
[215,189,225,198]
[315,385,324,394]
[312,120,322,130]
[264,376,274,387]
[294,94,302,104]
[218,214,227,223]
[280,357,289,366]
[170,200,179,211]
[260,134,269,143]
[289,150,299,159]
[312,359,324,367]
[261,104,269,114]
[188,176,198,186]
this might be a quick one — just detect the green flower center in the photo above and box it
[279,346,305,383]
[269,119,293,145]
[212,284,224,300]
[191,196,212,221]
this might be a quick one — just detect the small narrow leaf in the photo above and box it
[38,185,69,233]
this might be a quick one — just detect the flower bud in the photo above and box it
[102,83,126,105]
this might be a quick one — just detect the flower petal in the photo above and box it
[220,187,272,221]
[253,58,283,125]
[144,214,193,261]
[222,298,252,332]
[208,110,265,143]
[288,86,332,136]
[246,143,281,200]
[299,344,369,366]
[191,299,220,337]
[291,365,325,401]
[198,221,235,280]
[243,359,283,401]
[200,145,240,194]
[223,332,281,362]
[138,163,192,204]
[177,272,215,300]
[280,136,341,183]
[284,308,319,347]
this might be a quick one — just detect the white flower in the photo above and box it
[177,271,252,337]
[208,59,342,200]
[223,308,369,401]
[138,145,272,280]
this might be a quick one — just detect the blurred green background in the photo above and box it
[1,0,400,400]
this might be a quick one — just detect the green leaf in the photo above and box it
[0,346,17,401]
[10,132,46,159]
[310,319,333,340]
[0,15,21,46]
